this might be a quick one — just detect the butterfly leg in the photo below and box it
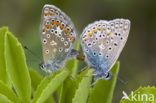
[78,66,88,74]
[90,72,112,87]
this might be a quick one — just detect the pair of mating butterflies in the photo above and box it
[40,4,130,82]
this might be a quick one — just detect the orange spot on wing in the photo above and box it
[93,29,97,33]
[42,28,45,32]
[50,12,54,15]
[44,13,48,16]
[69,36,74,40]
[51,21,55,25]
[83,37,88,41]
[45,24,50,28]
[56,21,60,26]
[88,32,92,36]
[65,29,70,34]
[60,25,64,29]
[103,27,106,30]
[97,27,101,30]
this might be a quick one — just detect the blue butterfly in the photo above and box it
[80,19,130,83]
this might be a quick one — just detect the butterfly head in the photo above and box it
[39,63,46,71]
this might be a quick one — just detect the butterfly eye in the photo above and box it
[40,64,45,70]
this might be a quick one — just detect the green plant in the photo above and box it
[0,27,120,103]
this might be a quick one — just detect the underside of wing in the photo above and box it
[40,4,77,66]
[80,19,130,72]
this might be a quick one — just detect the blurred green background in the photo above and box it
[0,0,156,102]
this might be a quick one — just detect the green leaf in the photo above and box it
[59,66,90,103]
[88,62,120,103]
[0,27,10,86]
[44,97,54,103]
[59,77,77,103]
[72,69,93,103]
[32,75,52,103]
[35,70,69,103]
[5,32,31,103]
[120,86,156,103]
[66,39,80,78]
[0,81,20,103]
[0,94,13,103]
[29,69,42,91]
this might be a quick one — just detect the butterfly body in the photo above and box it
[80,19,130,82]
[40,4,78,72]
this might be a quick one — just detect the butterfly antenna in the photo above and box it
[23,46,42,63]
[111,73,128,85]
[117,76,128,85]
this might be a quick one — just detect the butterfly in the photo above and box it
[80,19,130,83]
[39,4,80,73]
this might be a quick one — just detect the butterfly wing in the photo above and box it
[80,19,130,73]
[40,4,77,71]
